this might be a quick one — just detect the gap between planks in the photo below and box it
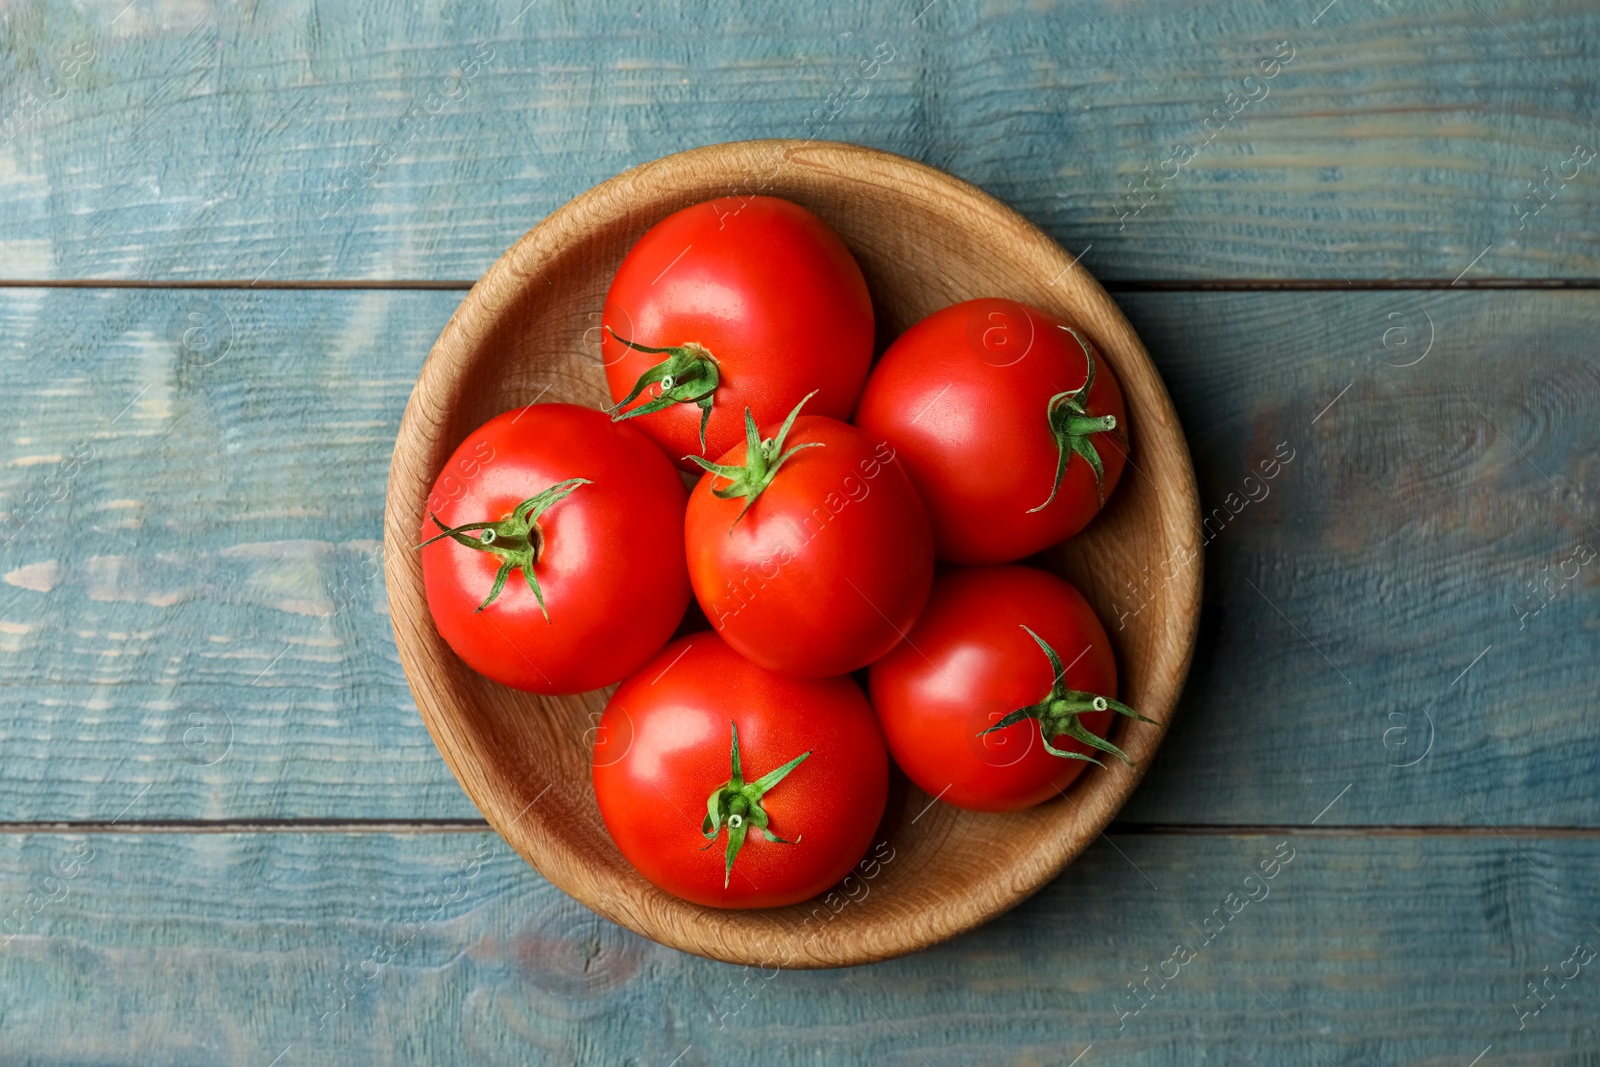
[1,820,1600,836]
[2,278,1600,292]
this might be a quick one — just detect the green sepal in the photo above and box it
[605,328,721,453]
[700,721,810,888]
[976,625,1158,768]
[415,478,590,618]
[1029,325,1120,514]
[686,392,823,526]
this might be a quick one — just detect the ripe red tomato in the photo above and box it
[683,398,935,678]
[867,564,1155,813]
[853,298,1128,564]
[592,633,889,909]
[601,196,874,470]
[418,403,690,695]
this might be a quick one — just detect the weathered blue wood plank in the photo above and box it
[0,0,1596,282]
[1117,287,1600,830]
[0,287,1595,825]
[0,828,1596,1063]
[0,286,468,821]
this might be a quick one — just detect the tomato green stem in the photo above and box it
[605,327,721,453]
[701,721,810,888]
[977,625,1158,767]
[415,478,590,618]
[687,391,823,527]
[1028,326,1119,514]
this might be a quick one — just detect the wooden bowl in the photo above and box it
[385,141,1202,968]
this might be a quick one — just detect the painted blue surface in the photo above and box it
[0,0,1597,1061]
[0,0,1596,281]
[0,829,1596,1065]
[2,288,1594,828]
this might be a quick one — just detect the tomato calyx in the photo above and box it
[1028,326,1119,514]
[605,328,722,453]
[978,625,1158,767]
[688,391,823,526]
[416,478,591,618]
[700,721,811,888]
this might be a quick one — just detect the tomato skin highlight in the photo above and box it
[602,196,874,470]
[853,298,1128,565]
[867,565,1120,813]
[419,404,690,695]
[592,633,889,909]
[684,415,935,678]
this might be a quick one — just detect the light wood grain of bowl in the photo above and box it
[384,140,1202,968]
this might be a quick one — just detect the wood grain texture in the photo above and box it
[1,286,1596,828]
[1,0,1597,282]
[0,285,466,822]
[383,140,1201,966]
[1,828,1598,1064]
[0,0,1593,1051]
[1115,286,1600,831]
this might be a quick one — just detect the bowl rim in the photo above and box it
[384,139,1203,968]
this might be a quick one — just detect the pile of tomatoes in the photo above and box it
[419,196,1155,910]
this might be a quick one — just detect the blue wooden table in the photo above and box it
[2,0,1598,1062]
